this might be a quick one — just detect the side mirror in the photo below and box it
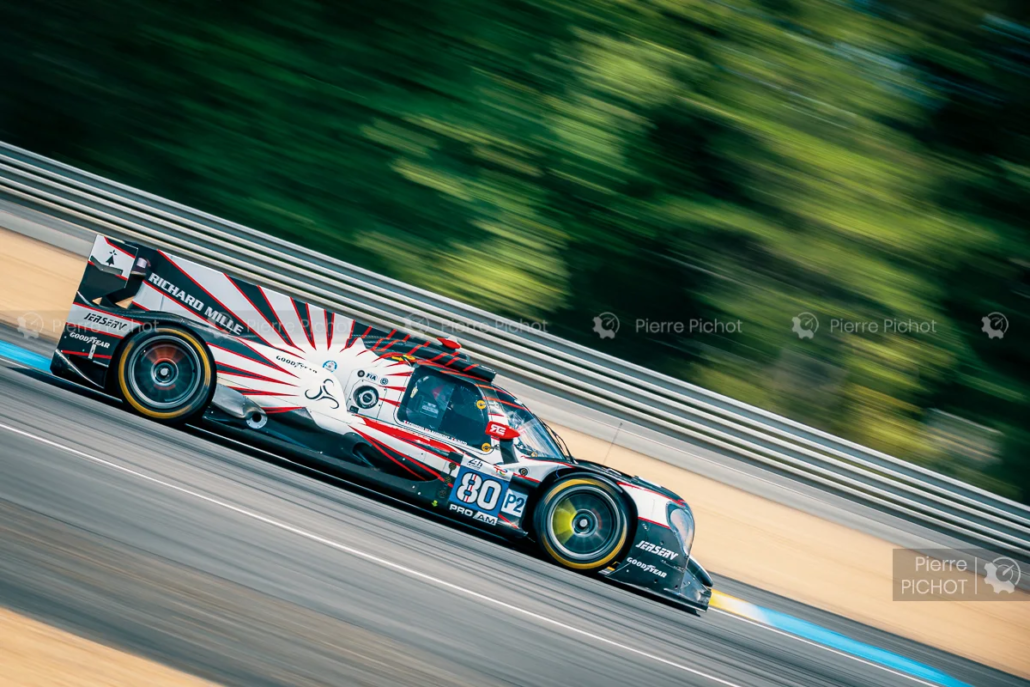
[486,422,520,441]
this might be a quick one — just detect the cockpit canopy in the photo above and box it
[397,365,571,461]
[399,367,490,446]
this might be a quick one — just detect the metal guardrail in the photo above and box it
[2,140,1029,556]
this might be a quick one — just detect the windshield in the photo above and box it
[502,406,572,461]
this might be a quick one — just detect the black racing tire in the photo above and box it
[533,475,629,572]
[116,325,214,423]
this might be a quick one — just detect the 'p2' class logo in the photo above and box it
[500,489,527,518]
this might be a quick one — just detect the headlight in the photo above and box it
[668,506,695,557]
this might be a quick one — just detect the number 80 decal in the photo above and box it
[455,471,503,511]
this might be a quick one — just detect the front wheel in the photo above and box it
[116,325,214,422]
[534,476,629,571]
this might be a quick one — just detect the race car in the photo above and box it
[50,234,713,611]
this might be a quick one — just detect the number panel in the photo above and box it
[447,458,513,523]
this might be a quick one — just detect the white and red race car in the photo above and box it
[51,234,713,610]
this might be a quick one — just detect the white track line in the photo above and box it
[0,421,741,687]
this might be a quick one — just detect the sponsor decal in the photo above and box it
[485,421,519,441]
[475,399,487,410]
[462,455,510,481]
[322,360,338,372]
[305,378,341,409]
[635,540,679,561]
[82,312,130,332]
[67,330,113,349]
[203,305,246,336]
[146,273,244,334]
[276,355,320,374]
[625,557,668,579]
[148,273,205,313]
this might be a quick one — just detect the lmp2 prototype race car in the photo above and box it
[50,234,713,611]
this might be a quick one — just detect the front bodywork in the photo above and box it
[51,234,712,611]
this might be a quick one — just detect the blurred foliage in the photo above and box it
[1,0,1027,499]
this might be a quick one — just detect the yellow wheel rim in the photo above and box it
[539,478,627,571]
[551,499,577,545]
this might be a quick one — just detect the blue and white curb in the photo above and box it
[0,339,49,371]
[711,591,969,687]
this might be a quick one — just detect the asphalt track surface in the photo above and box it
[0,333,1023,687]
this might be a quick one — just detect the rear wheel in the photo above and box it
[116,326,213,422]
[534,476,629,571]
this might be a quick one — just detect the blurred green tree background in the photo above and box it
[1,0,1027,498]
